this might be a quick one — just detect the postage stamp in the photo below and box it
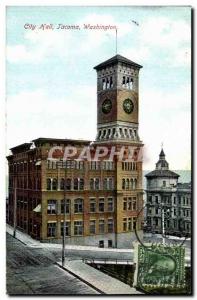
[134,243,185,292]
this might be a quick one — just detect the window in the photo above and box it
[133,217,137,230]
[61,221,71,236]
[74,221,83,235]
[61,199,70,214]
[99,219,105,234]
[89,220,96,234]
[123,198,127,210]
[47,200,57,214]
[89,199,96,213]
[46,178,51,190]
[90,161,99,170]
[123,218,127,231]
[173,197,176,205]
[128,218,132,231]
[108,240,113,247]
[132,198,137,210]
[99,198,105,212]
[47,222,56,237]
[99,240,104,248]
[66,178,71,190]
[60,178,65,190]
[103,178,108,190]
[79,178,84,190]
[126,179,130,190]
[90,178,94,190]
[107,198,113,212]
[107,218,114,233]
[95,178,100,190]
[128,198,132,210]
[52,178,58,190]
[148,196,152,203]
[74,198,83,213]
[155,196,159,204]
[74,178,78,190]
[163,181,166,187]
[109,178,113,190]
[122,179,125,190]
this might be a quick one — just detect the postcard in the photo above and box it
[6,5,192,295]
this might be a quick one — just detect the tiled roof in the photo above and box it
[94,54,143,70]
[145,169,180,178]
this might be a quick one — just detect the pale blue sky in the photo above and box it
[6,6,191,169]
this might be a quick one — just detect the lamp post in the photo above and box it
[62,166,66,266]
[13,175,17,238]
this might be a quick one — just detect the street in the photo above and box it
[6,233,98,295]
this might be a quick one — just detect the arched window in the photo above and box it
[134,178,137,190]
[122,179,125,190]
[126,178,130,190]
[52,178,57,190]
[74,178,78,190]
[95,178,100,190]
[79,178,84,190]
[66,178,71,190]
[60,178,65,190]
[130,178,134,190]
[103,178,108,190]
[90,179,94,190]
[46,178,51,190]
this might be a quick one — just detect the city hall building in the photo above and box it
[7,55,144,248]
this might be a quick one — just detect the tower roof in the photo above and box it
[94,54,143,70]
[159,148,165,157]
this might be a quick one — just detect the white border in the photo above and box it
[0,1,195,299]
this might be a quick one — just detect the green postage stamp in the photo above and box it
[134,243,185,292]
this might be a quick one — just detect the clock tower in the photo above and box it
[94,54,143,143]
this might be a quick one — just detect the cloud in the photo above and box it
[139,84,191,169]
[6,85,97,150]
[7,13,133,64]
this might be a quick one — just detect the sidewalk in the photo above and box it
[57,259,142,294]
[6,224,133,253]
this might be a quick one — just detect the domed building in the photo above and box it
[145,149,191,237]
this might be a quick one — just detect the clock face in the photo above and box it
[102,99,112,114]
[123,98,134,114]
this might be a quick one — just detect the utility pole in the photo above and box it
[62,166,66,266]
[162,205,165,245]
[13,176,17,238]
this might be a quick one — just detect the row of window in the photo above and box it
[148,195,191,206]
[123,217,137,232]
[123,197,137,211]
[122,162,137,171]
[101,76,133,91]
[9,177,41,190]
[147,207,191,218]
[46,177,114,191]
[47,197,114,214]
[47,160,115,170]
[47,218,114,237]
[146,217,191,232]
[122,178,137,190]
[9,161,40,173]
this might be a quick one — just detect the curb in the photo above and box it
[55,262,105,294]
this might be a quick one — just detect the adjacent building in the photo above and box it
[145,149,191,237]
[7,54,144,248]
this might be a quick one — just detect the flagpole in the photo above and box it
[115,28,117,54]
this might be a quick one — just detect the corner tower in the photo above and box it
[94,54,142,142]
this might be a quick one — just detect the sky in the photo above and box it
[6,6,191,170]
